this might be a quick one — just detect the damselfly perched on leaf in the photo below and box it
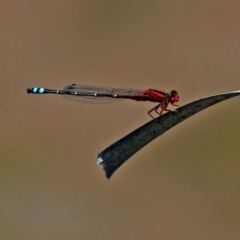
[27,84,179,119]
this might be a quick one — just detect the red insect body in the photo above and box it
[119,89,179,119]
[27,84,180,120]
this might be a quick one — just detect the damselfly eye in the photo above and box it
[169,90,179,103]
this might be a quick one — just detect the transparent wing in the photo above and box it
[62,84,143,104]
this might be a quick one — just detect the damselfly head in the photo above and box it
[169,90,179,103]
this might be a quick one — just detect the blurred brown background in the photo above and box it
[1,1,240,239]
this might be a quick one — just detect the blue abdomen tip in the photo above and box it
[26,87,45,94]
[30,87,45,93]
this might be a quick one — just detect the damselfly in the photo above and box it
[27,84,179,119]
